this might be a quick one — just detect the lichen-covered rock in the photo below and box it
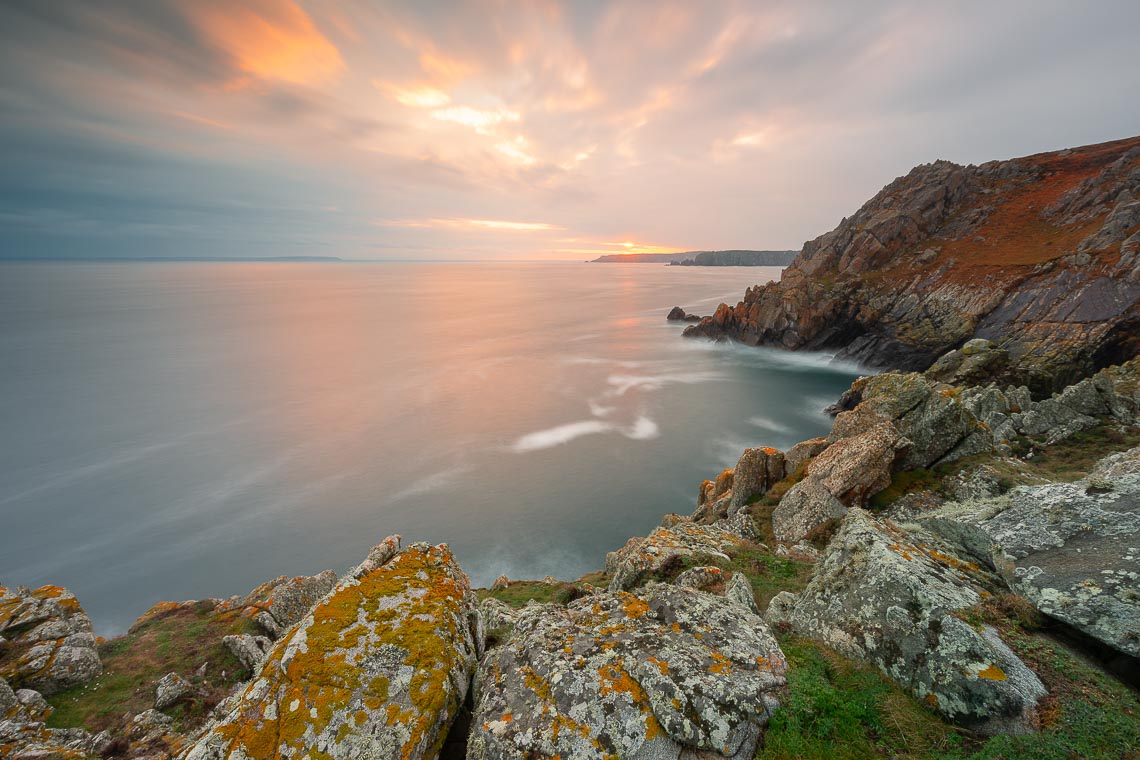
[479,598,518,633]
[182,539,481,760]
[155,672,195,711]
[728,447,786,515]
[771,477,847,542]
[606,521,747,592]
[467,584,787,759]
[834,373,990,469]
[244,569,338,639]
[490,575,510,592]
[712,469,735,501]
[673,565,730,594]
[785,437,828,475]
[0,585,101,696]
[771,421,907,540]
[770,509,1046,733]
[222,634,272,674]
[0,681,103,759]
[923,447,1140,658]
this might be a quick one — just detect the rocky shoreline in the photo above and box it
[4,135,1140,759]
[3,353,1139,759]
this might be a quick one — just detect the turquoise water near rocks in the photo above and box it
[0,261,863,634]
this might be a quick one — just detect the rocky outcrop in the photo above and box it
[684,136,1140,395]
[130,568,337,642]
[0,677,106,759]
[920,447,1140,659]
[606,520,754,592]
[728,447,786,515]
[222,634,272,673]
[154,672,195,711]
[467,584,787,759]
[0,585,101,696]
[771,421,908,540]
[666,306,702,322]
[768,509,1047,734]
[182,538,481,760]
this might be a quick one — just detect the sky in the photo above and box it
[1,1,1139,261]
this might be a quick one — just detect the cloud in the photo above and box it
[2,1,1140,259]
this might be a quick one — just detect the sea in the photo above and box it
[0,261,864,635]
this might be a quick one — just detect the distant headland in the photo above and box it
[590,249,796,265]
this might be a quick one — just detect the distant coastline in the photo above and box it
[591,249,796,266]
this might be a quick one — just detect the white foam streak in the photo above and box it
[510,420,614,452]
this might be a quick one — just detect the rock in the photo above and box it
[0,585,102,695]
[154,672,195,710]
[680,136,1140,395]
[183,539,481,760]
[834,373,990,469]
[770,509,1046,733]
[923,448,1140,658]
[490,575,510,592]
[696,479,715,508]
[725,572,761,615]
[712,468,735,501]
[245,569,337,639]
[0,682,102,759]
[467,584,787,759]
[222,634,272,673]
[771,477,847,542]
[478,598,518,632]
[673,565,730,593]
[606,521,748,592]
[771,421,908,541]
[729,447,786,515]
[666,306,702,322]
[0,679,16,719]
[950,464,1005,501]
[785,437,828,474]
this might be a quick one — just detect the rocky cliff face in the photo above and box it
[684,136,1140,395]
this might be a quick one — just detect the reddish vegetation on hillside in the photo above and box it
[685,135,1140,394]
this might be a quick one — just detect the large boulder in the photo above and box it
[921,446,1140,659]
[833,373,991,469]
[606,521,752,592]
[770,422,908,541]
[0,585,101,695]
[182,538,482,760]
[768,509,1046,734]
[728,447,786,515]
[467,584,787,759]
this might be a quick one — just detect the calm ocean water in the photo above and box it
[0,262,862,634]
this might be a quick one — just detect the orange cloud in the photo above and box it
[192,0,343,86]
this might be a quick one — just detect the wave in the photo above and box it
[510,420,614,452]
[747,416,793,434]
[605,370,723,396]
[509,415,661,453]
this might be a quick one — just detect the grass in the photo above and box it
[46,602,256,736]
[869,467,948,509]
[647,541,815,612]
[1010,424,1140,482]
[760,609,1140,760]
[758,634,962,759]
[476,579,596,609]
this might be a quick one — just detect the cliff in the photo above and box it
[590,252,697,263]
[684,136,1140,395]
[671,250,797,267]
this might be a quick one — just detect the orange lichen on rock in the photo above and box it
[182,539,480,760]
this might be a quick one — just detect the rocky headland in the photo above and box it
[4,136,1140,759]
[684,135,1140,395]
